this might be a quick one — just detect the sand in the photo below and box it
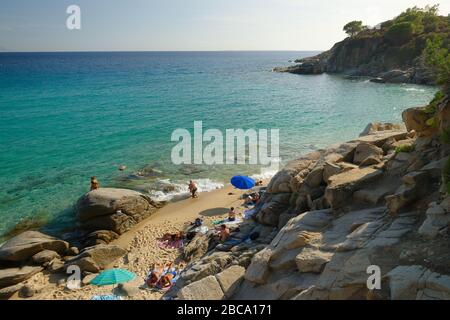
[16,184,255,300]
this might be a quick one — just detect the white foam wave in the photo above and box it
[146,178,224,202]
[403,87,426,92]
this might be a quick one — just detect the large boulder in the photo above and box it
[0,231,69,263]
[177,275,225,300]
[0,266,43,289]
[359,122,405,137]
[325,167,383,208]
[402,107,437,137]
[244,248,273,285]
[295,248,333,273]
[76,188,159,234]
[353,143,384,165]
[64,244,127,273]
[215,265,246,299]
[32,250,60,265]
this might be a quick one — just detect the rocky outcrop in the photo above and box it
[172,101,450,301]
[0,266,43,289]
[274,12,449,84]
[387,265,450,299]
[76,188,160,235]
[177,265,246,300]
[64,244,127,273]
[0,231,69,263]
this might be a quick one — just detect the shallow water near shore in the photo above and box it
[0,51,437,237]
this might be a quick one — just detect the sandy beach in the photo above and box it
[13,183,254,300]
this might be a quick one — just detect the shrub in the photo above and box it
[395,144,415,153]
[386,22,414,45]
[425,36,450,93]
[440,127,450,144]
[443,158,450,193]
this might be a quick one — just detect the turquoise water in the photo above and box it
[0,51,437,237]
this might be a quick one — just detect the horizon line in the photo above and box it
[0,49,325,54]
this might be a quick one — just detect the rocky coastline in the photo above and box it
[1,94,449,300]
[274,9,449,85]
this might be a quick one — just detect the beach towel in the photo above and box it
[244,208,257,220]
[213,218,242,226]
[194,225,209,234]
[157,239,184,249]
[91,295,123,300]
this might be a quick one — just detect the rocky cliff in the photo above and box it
[166,95,450,300]
[274,8,449,85]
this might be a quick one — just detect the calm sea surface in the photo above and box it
[0,51,437,237]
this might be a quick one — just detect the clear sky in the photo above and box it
[0,0,449,52]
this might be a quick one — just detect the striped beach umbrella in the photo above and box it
[91,268,136,286]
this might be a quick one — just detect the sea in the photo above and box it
[0,51,437,238]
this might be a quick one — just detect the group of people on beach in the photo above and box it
[146,262,184,290]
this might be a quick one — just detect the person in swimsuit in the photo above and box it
[90,176,100,191]
[188,180,198,198]
[218,224,231,243]
[228,207,236,221]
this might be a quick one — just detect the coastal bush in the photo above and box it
[395,144,415,154]
[343,21,364,37]
[425,36,450,93]
[386,22,415,45]
[440,127,450,144]
[443,158,450,194]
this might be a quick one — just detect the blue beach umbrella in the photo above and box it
[231,175,255,190]
[91,268,136,286]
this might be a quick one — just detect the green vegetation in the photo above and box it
[395,144,416,154]
[440,127,450,144]
[343,21,364,37]
[443,158,450,193]
[385,22,414,45]
[425,36,450,93]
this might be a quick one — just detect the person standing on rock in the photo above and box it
[188,180,198,198]
[90,176,100,191]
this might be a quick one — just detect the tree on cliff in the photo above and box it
[343,21,364,37]
[425,35,450,93]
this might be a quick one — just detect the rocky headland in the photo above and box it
[274,7,449,85]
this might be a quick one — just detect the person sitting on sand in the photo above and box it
[156,263,185,289]
[218,224,230,243]
[255,180,263,186]
[146,262,165,287]
[90,176,100,191]
[162,231,185,242]
[188,180,198,198]
[244,193,260,206]
[228,207,236,222]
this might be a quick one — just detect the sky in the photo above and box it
[0,0,449,52]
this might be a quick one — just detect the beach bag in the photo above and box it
[194,218,203,227]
